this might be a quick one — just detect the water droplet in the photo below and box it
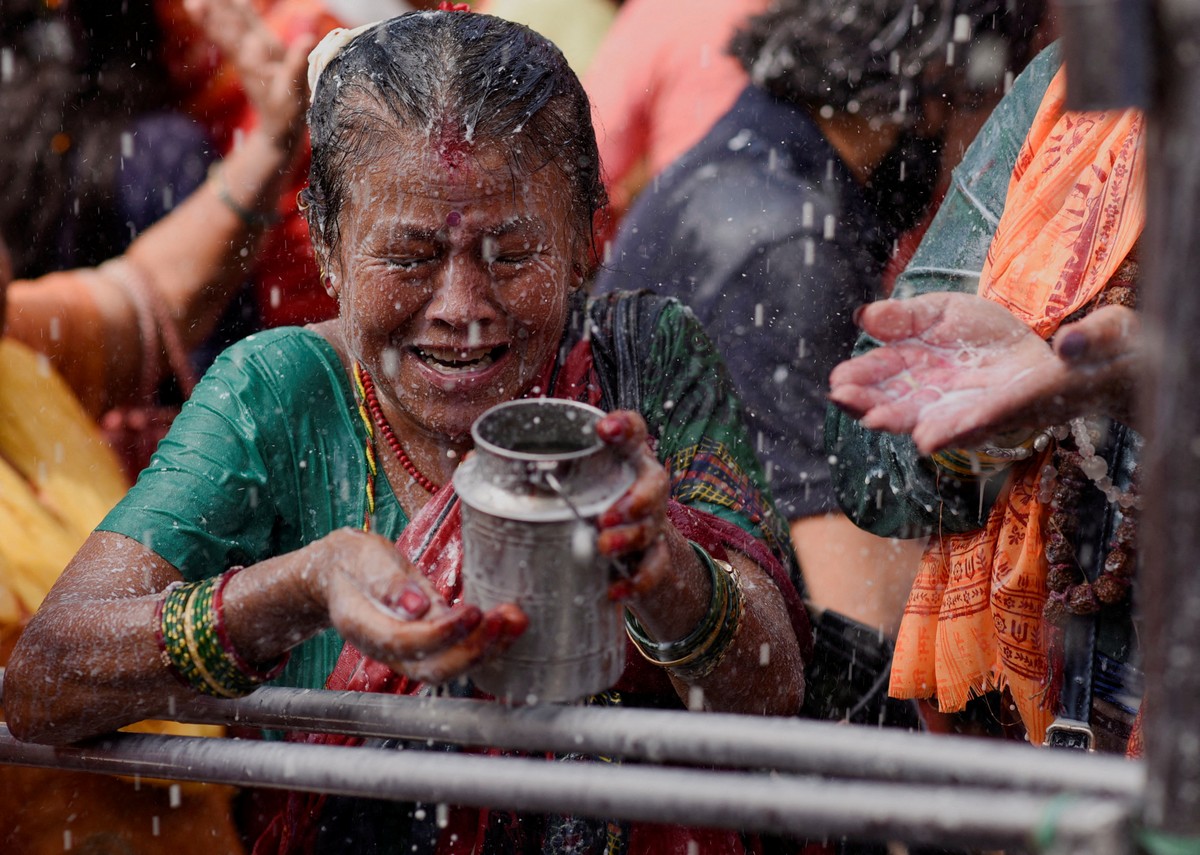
[727,129,753,152]
[953,14,972,42]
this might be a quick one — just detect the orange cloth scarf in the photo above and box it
[888,67,1145,741]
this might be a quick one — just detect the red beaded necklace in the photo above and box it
[353,361,442,496]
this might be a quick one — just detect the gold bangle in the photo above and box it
[625,541,743,678]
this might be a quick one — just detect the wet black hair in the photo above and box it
[728,0,1047,119]
[302,11,607,263]
[0,0,172,277]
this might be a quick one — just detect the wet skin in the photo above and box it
[312,132,677,611]
[828,292,1144,454]
[318,134,585,457]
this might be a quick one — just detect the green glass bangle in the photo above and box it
[670,561,744,682]
[1137,828,1200,855]
[625,540,740,674]
[157,569,284,699]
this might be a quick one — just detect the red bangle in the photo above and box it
[212,567,290,683]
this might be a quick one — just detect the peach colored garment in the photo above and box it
[5,273,111,418]
[475,0,617,75]
[583,0,767,215]
[888,68,1146,742]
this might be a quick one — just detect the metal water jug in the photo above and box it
[452,398,635,703]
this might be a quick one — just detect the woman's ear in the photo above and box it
[308,232,339,300]
[571,239,593,291]
[322,263,340,300]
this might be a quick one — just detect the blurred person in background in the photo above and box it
[583,0,768,227]
[0,0,311,637]
[472,0,618,75]
[827,37,1147,755]
[0,2,311,847]
[594,0,1046,731]
[0,0,214,279]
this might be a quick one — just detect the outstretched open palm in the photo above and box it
[829,292,1141,455]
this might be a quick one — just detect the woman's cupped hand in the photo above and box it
[312,528,527,684]
[828,291,1143,455]
[594,411,675,603]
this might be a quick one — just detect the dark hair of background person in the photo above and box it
[302,11,608,265]
[728,0,1048,120]
[0,0,175,279]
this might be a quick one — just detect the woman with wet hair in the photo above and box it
[6,11,809,853]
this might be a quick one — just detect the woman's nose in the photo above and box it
[425,256,500,327]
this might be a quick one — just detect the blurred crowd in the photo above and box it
[0,0,1157,853]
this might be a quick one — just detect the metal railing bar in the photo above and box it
[0,725,1132,851]
[158,684,1146,797]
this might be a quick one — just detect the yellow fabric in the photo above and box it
[0,338,229,749]
[889,67,1146,742]
[0,339,127,626]
[476,0,617,75]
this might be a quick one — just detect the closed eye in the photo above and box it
[490,253,535,268]
[386,255,437,272]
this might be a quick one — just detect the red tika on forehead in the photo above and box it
[435,118,472,171]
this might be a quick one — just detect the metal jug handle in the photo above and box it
[540,471,635,582]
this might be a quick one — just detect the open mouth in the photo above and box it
[414,344,508,374]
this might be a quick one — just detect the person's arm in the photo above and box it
[595,411,805,717]
[3,0,313,415]
[829,294,1143,453]
[3,525,521,745]
[599,299,806,716]
[3,333,523,744]
[791,514,925,637]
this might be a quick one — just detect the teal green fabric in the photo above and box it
[823,43,1062,539]
[100,293,796,691]
[1137,828,1200,855]
[100,327,408,691]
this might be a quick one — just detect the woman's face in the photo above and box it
[327,129,584,443]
